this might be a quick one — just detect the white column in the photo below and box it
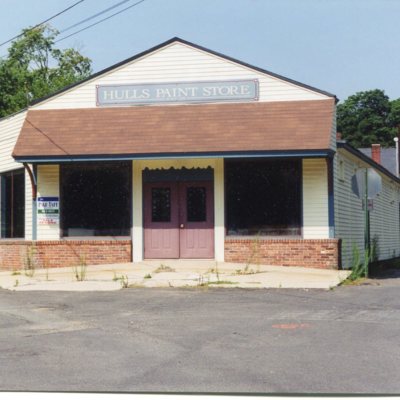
[302,159,330,239]
[132,160,143,262]
[36,165,60,240]
[214,158,225,261]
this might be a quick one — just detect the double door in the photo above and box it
[144,181,214,259]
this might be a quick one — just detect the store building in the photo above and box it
[0,37,399,270]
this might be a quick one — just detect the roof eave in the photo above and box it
[13,149,335,164]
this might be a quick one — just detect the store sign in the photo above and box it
[96,79,259,106]
[38,197,59,225]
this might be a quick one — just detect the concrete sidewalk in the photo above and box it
[0,259,350,291]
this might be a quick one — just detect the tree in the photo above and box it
[337,89,400,148]
[0,25,92,118]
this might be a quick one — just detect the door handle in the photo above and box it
[180,224,184,229]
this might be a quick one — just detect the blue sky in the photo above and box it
[1,0,399,102]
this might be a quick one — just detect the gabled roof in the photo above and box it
[13,99,335,162]
[29,37,338,108]
[338,141,400,184]
[359,147,397,176]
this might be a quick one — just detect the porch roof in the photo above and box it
[13,99,335,162]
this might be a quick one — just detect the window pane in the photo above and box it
[1,170,25,238]
[61,162,130,236]
[226,160,301,236]
[187,187,206,222]
[152,188,171,222]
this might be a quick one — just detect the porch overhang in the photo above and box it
[13,149,335,164]
[13,99,335,163]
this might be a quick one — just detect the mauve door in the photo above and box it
[144,182,179,259]
[179,181,214,259]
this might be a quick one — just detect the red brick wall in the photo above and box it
[0,240,132,271]
[225,238,341,269]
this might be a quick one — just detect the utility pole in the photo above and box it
[364,168,370,278]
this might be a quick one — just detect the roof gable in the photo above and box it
[31,37,336,110]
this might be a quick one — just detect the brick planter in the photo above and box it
[0,240,132,271]
[225,238,341,269]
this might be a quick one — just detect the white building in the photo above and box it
[0,38,398,270]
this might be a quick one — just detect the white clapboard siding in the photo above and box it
[302,159,329,239]
[33,42,329,110]
[0,111,27,173]
[25,168,32,240]
[369,175,400,260]
[334,149,400,267]
[36,165,60,240]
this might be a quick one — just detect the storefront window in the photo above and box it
[1,169,25,238]
[61,162,131,237]
[225,159,301,236]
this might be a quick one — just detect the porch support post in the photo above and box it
[214,158,225,261]
[132,160,143,262]
[23,163,37,240]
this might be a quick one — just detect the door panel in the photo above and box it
[144,180,214,259]
[179,181,214,258]
[144,182,179,258]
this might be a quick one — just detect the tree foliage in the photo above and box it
[0,25,92,118]
[337,89,400,148]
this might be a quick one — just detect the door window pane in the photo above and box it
[152,188,171,222]
[187,187,206,222]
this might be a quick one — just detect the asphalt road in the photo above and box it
[0,276,399,394]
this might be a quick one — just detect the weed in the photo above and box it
[42,255,51,281]
[14,279,19,287]
[235,236,262,275]
[112,272,129,288]
[215,261,220,282]
[72,254,87,281]
[144,273,152,279]
[347,243,371,281]
[153,264,175,273]
[197,274,209,286]
[24,244,38,278]
[11,271,21,276]
[120,275,129,288]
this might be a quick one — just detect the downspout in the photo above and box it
[23,163,37,240]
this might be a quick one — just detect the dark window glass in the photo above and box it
[187,187,206,222]
[1,170,25,238]
[61,162,130,237]
[226,160,301,236]
[152,188,171,222]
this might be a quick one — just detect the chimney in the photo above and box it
[371,144,381,164]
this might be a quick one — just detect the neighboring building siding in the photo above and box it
[33,42,329,111]
[0,111,27,173]
[330,107,337,151]
[36,165,60,240]
[302,159,329,239]
[369,175,400,261]
[334,149,400,267]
